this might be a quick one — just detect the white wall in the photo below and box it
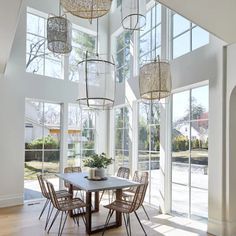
[0,0,109,207]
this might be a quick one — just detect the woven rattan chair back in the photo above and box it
[46,181,61,210]
[117,167,130,179]
[37,174,49,199]
[64,166,82,188]
[130,171,148,212]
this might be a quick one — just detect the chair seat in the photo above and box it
[58,197,87,211]
[104,200,133,213]
[55,190,72,198]
[122,189,135,199]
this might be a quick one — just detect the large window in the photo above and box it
[172,13,209,59]
[68,104,96,167]
[69,28,96,82]
[116,31,131,82]
[171,85,208,218]
[138,101,160,206]
[24,99,61,200]
[114,106,132,172]
[139,4,162,65]
[26,9,62,79]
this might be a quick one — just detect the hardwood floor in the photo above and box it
[0,200,211,236]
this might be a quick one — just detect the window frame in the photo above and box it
[26,9,62,79]
[171,12,209,59]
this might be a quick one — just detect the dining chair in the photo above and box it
[99,166,130,203]
[102,171,149,236]
[64,166,83,198]
[37,174,71,229]
[46,180,87,236]
[122,170,150,220]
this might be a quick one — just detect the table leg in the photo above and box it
[69,184,73,217]
[94,192,99,212]
[86,192,92,234]
[116,189,122,227]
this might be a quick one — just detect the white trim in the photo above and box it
[208,218,236,236]
[171,80,209,94]
[0,194,24,208]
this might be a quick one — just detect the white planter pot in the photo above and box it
[95,168,105,178]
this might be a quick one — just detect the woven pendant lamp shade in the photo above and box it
[60,0,112,19]
[139,59,171,100]
[77,52,115,109]
[47,15,72,54]
[121,0,146,31]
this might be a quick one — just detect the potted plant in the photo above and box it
[83,153,113,179]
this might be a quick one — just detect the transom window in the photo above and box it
[172,13,209,59]
[139,4,162,65]
[69,28,96,82]
[116,31,131,83]
[26,9,62,79]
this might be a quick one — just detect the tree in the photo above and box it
[26,39,46,73]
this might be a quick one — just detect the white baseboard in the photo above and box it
[0,194,24,208]
[208,218,236,236]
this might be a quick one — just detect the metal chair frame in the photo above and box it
[102,171,148,236]
[46,180,87,236]
[37,174,71,229]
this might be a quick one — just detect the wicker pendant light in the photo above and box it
[47,15,72,54]
[139,2,171,100]
[60,0,112,19]
[121,0,146,31]
[139,56,171,100]
[76,19,115,109]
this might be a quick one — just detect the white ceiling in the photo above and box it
[0,0,235,74]
[158,0,236,44]
[0,0,23,74]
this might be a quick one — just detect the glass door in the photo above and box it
[138,101,160,206]
[24,99,61,200]
[171,85,208,218]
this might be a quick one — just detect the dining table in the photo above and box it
[56,172,141,234]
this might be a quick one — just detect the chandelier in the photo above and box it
[121,0,146,31]
[76,20,115,109]
[139,56,171,100]
[47,14,72,54]
[139,1,171,101]
[60,0,112,19]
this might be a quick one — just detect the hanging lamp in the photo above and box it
[121,0,146,31]
[139,56,171,100]
[76,19,115,109]
[139,3,171,100]
[47,5,72,54]
[60,0,112,20]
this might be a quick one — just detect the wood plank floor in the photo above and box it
[0,200,211,236]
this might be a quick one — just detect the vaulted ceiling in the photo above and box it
[0,0,23,74]
[0,0,235,74]
[158,0,236,44]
